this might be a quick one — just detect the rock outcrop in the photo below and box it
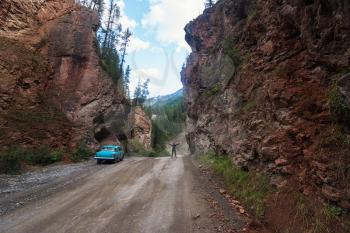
[182,0,350,212]
[129,107,152,149]
[0,0,129,150]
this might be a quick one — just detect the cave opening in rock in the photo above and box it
[94,127,111,143]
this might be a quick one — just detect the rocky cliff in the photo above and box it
[0,0,131,151]
[182,0,350,223]
[129,107,152,149]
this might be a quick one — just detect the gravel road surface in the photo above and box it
[0,155,248,233]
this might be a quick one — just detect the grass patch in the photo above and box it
[328,81,350,125]
[282,191,348,233]
[320,124,350,149]
[70,144,94,162]
[322,204,343,219]
[201,154,274,219]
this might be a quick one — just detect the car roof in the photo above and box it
[102,145,121,148]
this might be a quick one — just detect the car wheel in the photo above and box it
[97,159,101,164]
[121,155,124,161]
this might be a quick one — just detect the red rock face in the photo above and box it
[0,0,129,150]
[183,0,350,208]
[129,107,152,149]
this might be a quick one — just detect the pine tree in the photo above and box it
[119,28,132,72]
[133,79,150,106]
[205,0,215,8]
[133,80,142,106]
[141,79,150,101]
[124,65,131,99]
[102,0,120,56]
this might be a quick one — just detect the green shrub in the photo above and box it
[205,84,221,96]
[70,144,93,162]
[201,154,274,219]
[51,150,64,162]
[26,146,52,165]
[329,82,350,124]
[128,139,148,154]
[146,151,158,157]
[0,148,25,174]
[322,204,343,220]
[143,150,170,157]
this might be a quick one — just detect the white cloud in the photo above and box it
[130,68,162,96]
[128,36,150,53]
[129,65,183,97]
[141,0,205,48]
[102,0,137,30]
[131,68,161,81]
[117,0,137,30]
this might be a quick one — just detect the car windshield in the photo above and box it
[102,147,115,151]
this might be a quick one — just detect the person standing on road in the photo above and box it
[169,143,179,158]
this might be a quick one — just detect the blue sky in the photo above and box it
[116,0,205,97]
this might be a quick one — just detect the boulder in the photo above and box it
[260,146,279,161]
[275,158,289,166]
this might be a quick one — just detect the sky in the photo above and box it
[116,0,206,97]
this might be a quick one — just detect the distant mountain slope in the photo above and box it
[144,89,185,152]
[145,89,183,107]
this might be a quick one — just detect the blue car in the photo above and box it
[95,145,124,164]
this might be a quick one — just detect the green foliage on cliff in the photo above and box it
[205,83,221,96]
[89,0,132,97]
[329,81,350,125]
[201,154,274,219]
[222,39,242,68]
[100,47,122,85]
[204,0,216,8]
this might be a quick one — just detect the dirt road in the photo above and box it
[0,156,247,233]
